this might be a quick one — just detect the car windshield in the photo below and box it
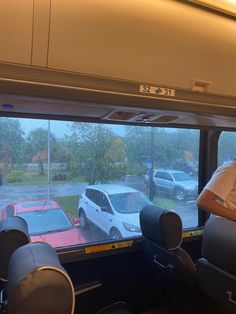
[172,172,192,181]
[109,192,152,214]
[17,208,72,235]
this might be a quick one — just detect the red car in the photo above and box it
[1,199,86,248]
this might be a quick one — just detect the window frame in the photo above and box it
[0,113,214,261]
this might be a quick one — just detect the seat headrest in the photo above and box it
[140,205,182,250]
[0,216,29,281]
[7,242,75,314]
[202,216,236,276]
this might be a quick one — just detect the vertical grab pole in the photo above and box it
[149,127,155,201]
[47,120,51,200]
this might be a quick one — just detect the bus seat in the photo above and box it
[139,205,198,312]
[197,216,236,313]
[0,216,29,282]
[7,242,75,314]
[95,301,133,314]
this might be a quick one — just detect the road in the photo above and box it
[0,182,88,208]
[0,176,144,208]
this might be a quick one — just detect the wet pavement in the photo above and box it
[0,175,197,233]
[0,182,88,208]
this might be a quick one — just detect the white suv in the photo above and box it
[78,184,153,239]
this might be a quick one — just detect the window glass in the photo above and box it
[155,171,164,179]
[109,192,152,214]
[18,209,72,235]
[218,131,236,166]
[162,173,172,181]
[91,191,102,206]
[172,172,192,181]
[85,189,93,200]
[94,191,104,207]
[0,117,199,248]
[6,206,14,217]
[100,195,110,209]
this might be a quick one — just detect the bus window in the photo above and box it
[0,117,199,249]
[218,131,236,166]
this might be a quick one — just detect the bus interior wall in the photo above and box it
[62,237,203,314]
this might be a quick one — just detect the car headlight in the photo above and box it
[123,222,141,232]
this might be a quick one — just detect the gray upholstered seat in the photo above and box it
[7,242,75,314]
[0,216,29,281]
[95,301,133,314]
[140,205,198,313]
[7,242,132,314]
[140,205,197,289]
[197,216,236,313]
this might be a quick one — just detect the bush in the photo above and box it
[14,164,27,171]
[6,170,24,183]
[127,163,145,176]
[52,173,67,181]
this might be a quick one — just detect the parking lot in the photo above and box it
[0,175,198,243]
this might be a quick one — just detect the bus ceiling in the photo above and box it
[0,0,236,127]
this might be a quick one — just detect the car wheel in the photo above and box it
[109,228,122,240]
[174,188,186,201]
[79,209,89,230]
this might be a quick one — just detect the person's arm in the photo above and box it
[197,188,236,221]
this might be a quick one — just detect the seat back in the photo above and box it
[0,216,29,281]
[197,216,236,313]
[140,205,196,288]
[140,205,197,313]
[7,242,75,314]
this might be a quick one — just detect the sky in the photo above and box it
[19,118,71,138]
[18,118,127,138]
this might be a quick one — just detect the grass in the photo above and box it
[52,195,79,218]
[6,169,86,186]
[20,171,48,185]
[153,196,176,209]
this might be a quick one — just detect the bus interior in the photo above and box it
[0,0,236,313]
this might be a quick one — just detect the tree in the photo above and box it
[69,123,127,184]
[26,128,57,175]
[124,126,152,174]
[124,126,199,174]
[0,118,25,168]
[64,130,81,175]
